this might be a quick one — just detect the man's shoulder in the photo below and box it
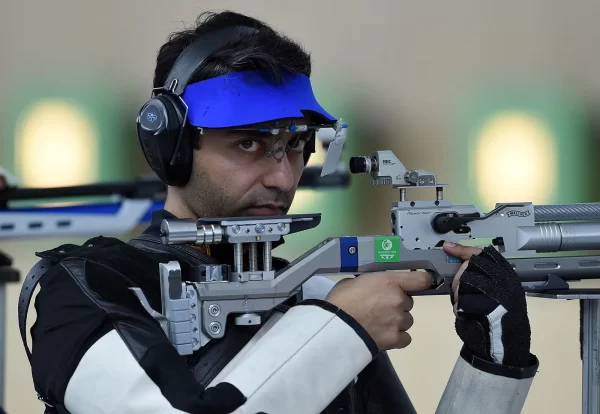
[32,235,168,292]
[30,235,168,325]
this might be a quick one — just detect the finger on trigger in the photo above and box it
[452,260,469,305]
[392,271,432,292]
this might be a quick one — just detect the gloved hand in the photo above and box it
[443,242,532,368]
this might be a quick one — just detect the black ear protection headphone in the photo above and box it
[136,26,258,187]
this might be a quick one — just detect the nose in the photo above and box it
[261,154,296,192]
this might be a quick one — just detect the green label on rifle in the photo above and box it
[374,236,400,262]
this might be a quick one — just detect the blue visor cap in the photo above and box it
[181,70,338,128]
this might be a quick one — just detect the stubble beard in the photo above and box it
[181,167,296,219]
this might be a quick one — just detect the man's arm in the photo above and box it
[436,348,538,414]
[435,243,539,414]
[31,264,379,414]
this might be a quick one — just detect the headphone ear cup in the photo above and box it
[136,94,193,186]
[161,94,194,186]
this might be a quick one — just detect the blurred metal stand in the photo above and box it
[0,250,20,408]
[527,290,600,414]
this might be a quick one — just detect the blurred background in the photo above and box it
[2,0,600,412]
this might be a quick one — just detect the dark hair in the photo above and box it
[153,11,312,89]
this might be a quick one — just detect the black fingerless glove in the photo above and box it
[451,246,532,368]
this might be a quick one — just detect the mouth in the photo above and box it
[245,204,287,216]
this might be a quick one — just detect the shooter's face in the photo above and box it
[180,118,310,218]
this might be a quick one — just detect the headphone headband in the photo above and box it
[164,25,259,96]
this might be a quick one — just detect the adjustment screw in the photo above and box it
[209,322,221,334]
[208,304,220,316]
[348,246,357,255]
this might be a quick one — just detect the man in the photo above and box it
[20,10,539,414]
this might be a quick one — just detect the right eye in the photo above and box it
[238,140,261,152]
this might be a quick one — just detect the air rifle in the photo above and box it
[132,148,600,355]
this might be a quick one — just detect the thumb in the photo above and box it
[388,271,433,292]
[443,241,482,261]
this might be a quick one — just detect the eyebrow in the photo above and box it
[218,130,262,141]
[224,129,309,141]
